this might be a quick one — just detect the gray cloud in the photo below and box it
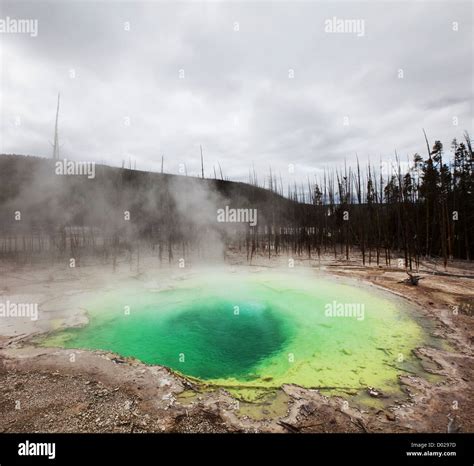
[0,1,472,187]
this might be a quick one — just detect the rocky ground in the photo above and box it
[0,253,472,433]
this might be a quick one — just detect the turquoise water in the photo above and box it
[43,270,436,396]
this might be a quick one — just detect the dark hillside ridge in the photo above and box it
[0,154,307,231]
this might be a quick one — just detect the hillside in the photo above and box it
[0,154,303,233]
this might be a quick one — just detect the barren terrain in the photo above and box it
[0,253,472,433]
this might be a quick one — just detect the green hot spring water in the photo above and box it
[43,270,438,399]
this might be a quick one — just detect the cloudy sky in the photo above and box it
[0,0,472,185]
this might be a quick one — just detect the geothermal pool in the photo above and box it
[43,270,436,397]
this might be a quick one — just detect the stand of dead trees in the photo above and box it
[244,132,473,270]
[0,133,472,271]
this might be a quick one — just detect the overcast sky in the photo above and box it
[0,1,472,185]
